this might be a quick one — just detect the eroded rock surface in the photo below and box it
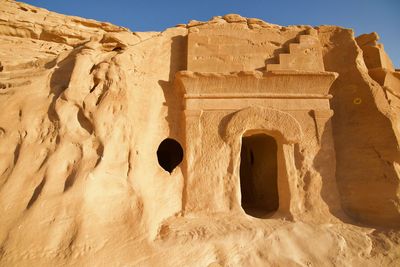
[0,1,399,266]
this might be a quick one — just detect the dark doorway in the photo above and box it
[240,133,278,218]
[157,138,183,173]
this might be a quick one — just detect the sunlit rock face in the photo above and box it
[0,1,399,266]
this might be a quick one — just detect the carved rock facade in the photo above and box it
[0,1,399,266]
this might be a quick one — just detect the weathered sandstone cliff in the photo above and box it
[0,1,399,266]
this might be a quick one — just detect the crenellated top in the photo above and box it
[186,21,326,73]
[266,30,325,72]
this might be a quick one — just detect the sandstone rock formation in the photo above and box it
[0,1,399,266]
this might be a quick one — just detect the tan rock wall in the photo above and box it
[318,26,400,227]
[0,1,399,266]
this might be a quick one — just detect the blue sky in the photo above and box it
[22,0,399,67]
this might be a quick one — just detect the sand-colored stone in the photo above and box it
[0,0,399,266]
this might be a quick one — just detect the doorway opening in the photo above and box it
[240,133,278,218]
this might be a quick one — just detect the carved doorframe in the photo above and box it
[223,106,303,218]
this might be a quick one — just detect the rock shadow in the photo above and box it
[47,50,78,123]
[158,35,187,139]
[312,121,350,223]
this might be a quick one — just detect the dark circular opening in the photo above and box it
[157,138,183,173]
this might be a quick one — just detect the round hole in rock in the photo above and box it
[157,138,183,173]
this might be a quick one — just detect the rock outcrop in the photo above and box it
[0,1,399,266]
